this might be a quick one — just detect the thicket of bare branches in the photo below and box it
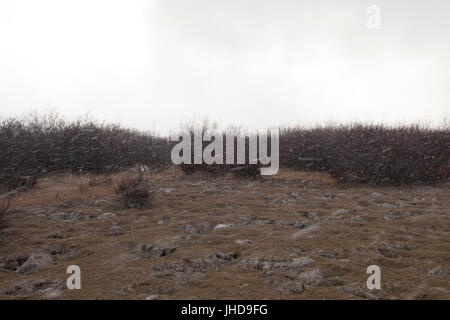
[0,114,172,190]
[0,114,448,189]
[279,123,449,184]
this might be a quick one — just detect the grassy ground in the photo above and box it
[0,168,449,299]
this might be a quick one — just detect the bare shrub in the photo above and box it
[115,174,151,208]
[0,198,10,230]
[1,113,448,186]
[0,113,172,191]
[280,124,450,184]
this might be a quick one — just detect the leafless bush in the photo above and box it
[0,114,172,191]
[115,174,152,208]
[1,113,448,186]
[279,124,449,184]
[0,198,10,230]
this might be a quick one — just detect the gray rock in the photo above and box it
[215,252,240,261]
[184,222,210,234]
[2,253,30,271]
[43,288,62,299]
[17,253,54,274]
[291,224,321,239]
[234,239,252,245]
[296,212,319,219]
[384,210,412,220]
[98,212,116,219]
[133,242,177,258]
[110,225,123,236]
[214,223,233,230]
[332,209,350,215]
[279,281,305,294]
[240,257,261,269]
[349,215,367,223]
[379,202,406,209]
[428,266,447,276]
[298,268,323,286]
[291,257,314,269]
[339,285,377,300]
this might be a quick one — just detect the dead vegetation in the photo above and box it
[0,114,448,192]
[0,169,448,299]
[79,175,113,193]
[115,173,152,208]
[0,198,10,231]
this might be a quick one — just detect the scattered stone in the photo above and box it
[348,215,367,223]
[240,257,261,269]
[43,288,62,299]
[291,257,314,269]
[98,212,116,219]
[279,281,305,294]
[17,253,55,274]
[158,188,173,194]
[332,209,350,215]
[379,242,412,251]
[428,266,447,276]
[370,192,384,197]
[379,202,406,209]
[295,212,319,219]
[298,268,323,286]
[215,252,240,261]
[234,239,252,245]
[384,210,412,220]
[110,225,123,236]
[133,242,177,258]
[184,222,210,234]
[240,216,274,225]
[214,224,233,230]
[339,285,377,300]
[2,253,30,271]
[42,245,62,256]
[145,295,158,300]
[291,224,320,239]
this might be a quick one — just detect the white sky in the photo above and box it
[0,0,449,133]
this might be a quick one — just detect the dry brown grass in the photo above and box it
[0,167,448,300]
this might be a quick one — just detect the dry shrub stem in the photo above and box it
[0,198,10,230]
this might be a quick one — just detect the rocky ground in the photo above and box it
[0,168,449,299]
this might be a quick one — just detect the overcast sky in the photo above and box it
[0,0,449,133]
